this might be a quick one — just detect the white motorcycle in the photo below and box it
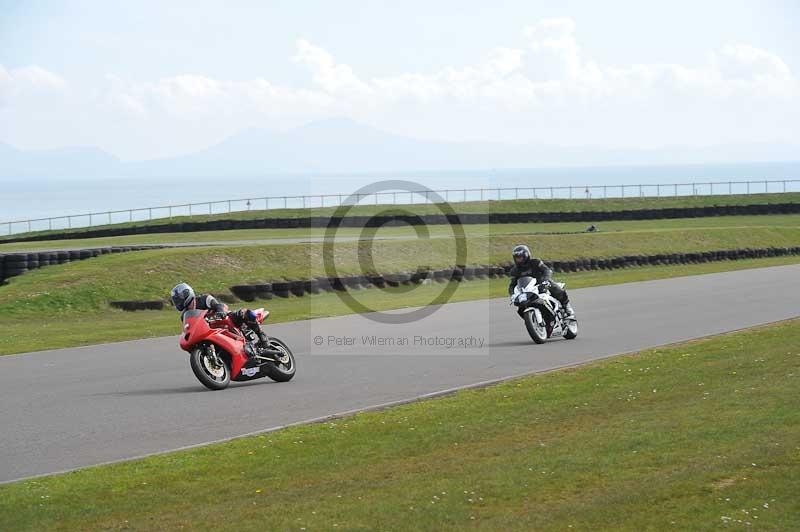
[511,276,578,344]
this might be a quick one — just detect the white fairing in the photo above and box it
[512,276,577,340]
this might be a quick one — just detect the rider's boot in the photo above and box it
[563,302,576,318]
[257,331,269,350]
[249,322,269,350]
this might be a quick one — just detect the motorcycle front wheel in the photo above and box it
[563,319,578,340]
[263,337,296,382]
[190,347,231,390]
[523,310,548,344]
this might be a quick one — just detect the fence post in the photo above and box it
[228,200,232,213]
[49,218,52,231]
[784,180,787,193]
[108,211,112,224]
[550,187,554,199]
[28,220,31,233]
[463,189,467,202]
[89,213,92,227]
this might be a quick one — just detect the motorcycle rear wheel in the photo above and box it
[523,311,548,344]
[190,347,231,390]
[263,337,296,382]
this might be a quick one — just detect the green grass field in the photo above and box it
[4,225,800,315]
[2,211,800,354]
[3,213,800,251]
[4,192,798,242]
[2,318,797,531]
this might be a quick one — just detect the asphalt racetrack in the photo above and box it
[1,265,798,483]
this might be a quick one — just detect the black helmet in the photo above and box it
[170,282,195,311]
[512,244,531,266]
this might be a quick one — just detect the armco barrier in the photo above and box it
[0,245,171,285]
[4,202,800,244]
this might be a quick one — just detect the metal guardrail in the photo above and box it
[2,179,799,237]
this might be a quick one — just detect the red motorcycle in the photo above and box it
[179,307,296,390]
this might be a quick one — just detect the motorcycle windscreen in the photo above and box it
[182,309,205,323]
[516,276,537,291]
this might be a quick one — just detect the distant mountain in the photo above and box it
[1,119,798,179]
[0,143,122,179]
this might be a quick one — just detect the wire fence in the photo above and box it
[2,179,799,237]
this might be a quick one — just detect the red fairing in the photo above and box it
[180,310,252,379]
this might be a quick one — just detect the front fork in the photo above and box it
[206,343,224,366]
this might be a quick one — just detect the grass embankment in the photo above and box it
[2,319,798,531]
[4,192,799,242]
[2,213,800,251]
[2,224,800,354]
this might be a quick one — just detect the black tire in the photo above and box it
[523,310,548,344]
[230,285,257,302]
[263,337,296,382]
[189,346,230,390]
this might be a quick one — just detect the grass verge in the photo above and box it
[3,255,800,356]
[4,192,799,241]
[4,225,800,315]
[1,318,798,530]
[2,213,800,251]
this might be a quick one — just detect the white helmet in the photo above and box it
[170,282,195,311]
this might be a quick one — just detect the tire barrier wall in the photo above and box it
[184,246,800,308]
[107,245,800,311]
[0,245,170,285]
[5,202,800,244]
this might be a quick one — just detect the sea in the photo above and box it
[1,161,798,226]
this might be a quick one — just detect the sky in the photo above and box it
[0,0,798,161]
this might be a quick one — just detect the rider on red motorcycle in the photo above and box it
[170,282,269,353]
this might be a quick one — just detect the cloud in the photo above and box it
[0,65,66,105]
[293,39,373,96]
[1,18,797,158]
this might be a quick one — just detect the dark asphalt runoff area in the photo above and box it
[1,264,798,483]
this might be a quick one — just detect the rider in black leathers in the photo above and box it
[507,245,575,317]
[170,282,269,353]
